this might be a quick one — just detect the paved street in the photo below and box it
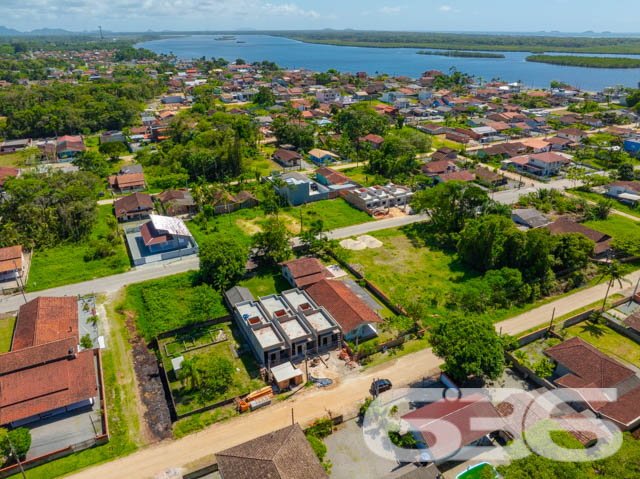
[0,214,429,314]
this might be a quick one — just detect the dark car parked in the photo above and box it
[371,379,392,396]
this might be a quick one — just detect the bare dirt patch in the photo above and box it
[279,213,302,235]
[124,311,173,442]
[236,218,263,234]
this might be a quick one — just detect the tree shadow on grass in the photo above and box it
[578,322,606,339]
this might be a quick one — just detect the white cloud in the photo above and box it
[263,3,320,18]
[380,6,403,15]
[439,5,452,11]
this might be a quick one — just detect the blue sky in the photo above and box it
[2,0,640,33]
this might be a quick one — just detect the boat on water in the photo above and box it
[215,35,236,41]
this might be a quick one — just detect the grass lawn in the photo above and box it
[159,322,264,415]
[339,165,384,187]
[123,271,228,341]
[24,293,143,478]
[457,463,498,479]
[188,208,260,249]
[343,225,480,325]
[239,266,291,298]
[284,198,374,232]
[25,204,130,292]
[173,404,237,439]
[0,316,15,353]
[565,323,640,368]
[584,213,640,242]
[362,334,431,371]
[432,135,464,151]
[569,189,640,219]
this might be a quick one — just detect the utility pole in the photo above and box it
[7,435,26,479]
[548,307,556,333]
[630,276,640,306]
[13,259,27,304]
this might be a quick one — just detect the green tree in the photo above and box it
[411,181,490,234]
[178,358,201,390]
[430,314,505,383]
[0,428,31,460]
[80,334,93,349]
[618,162,635,181]
[197,356,235,401]
[597,259,630,312]
[98,141,128,160]
[333,103,389,149]
[199,236,249,290]
[73,150,111,178]
[272,116,315,150]
[254,86,276,107]
[253,217,292,264]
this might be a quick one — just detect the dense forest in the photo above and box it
[416,50,505,58]
[0,70,166,138]
[270,31,640,54]
[526,54,640,68]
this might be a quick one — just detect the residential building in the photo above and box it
[502,152,570,177]
[99,131,126,144]
[156,189,198,216]
[604,181,640,205]
[211,190,259,215]
[431,147,458,162]
[230,288,341,365]
[139,215,197,254]
[402,394,503,462]
[315,88,340,103]
[360,134,384,150]
[511,208,551,229]
[0,245,24,283]
[0,297,99,428]
[281,257,332,289]
[0,138,31,153]
[315,167,355,187]
[306,279,382,341]
[557,128,588,143]
[273,172,330,206]
[108,171,146,193]
[216,424,329,479]
[114,192,154,222]
[475,167,507,187]
[545,337,640,431]
[546,216,611,255]
[341,184,413,215]
[308,148,340,165]
[624,137,640,157]
[421,160,456,177]
[56,135,86,160]
[436,170,476,183]
[273,148,302,167]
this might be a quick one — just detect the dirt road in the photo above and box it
[68,348,443,479]
[66,266,640,479]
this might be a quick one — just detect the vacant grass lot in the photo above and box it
[123,271,228,341]
[565,323,640,368]
[339,166,384,187]
[239,266,291,298]
[0,316,15,353]
[159,322,264,415]
[25,204,130,292]
[584,213,640,242]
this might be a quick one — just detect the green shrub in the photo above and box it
[306,434,327,461]
[305,418,333,439]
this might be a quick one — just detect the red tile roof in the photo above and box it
[402,394,503,460]
[0,167,18,186]
[546,217,611,254]
[13,297,78,350]
[545,337,635,389]
[306,279,381,333]
[113,192,153,218]
[108,172,145,189]
[140,221,171,246]
[0,345,97,425]
[0,245,22,273]
[281,257,331,288]
[438,170,476,182]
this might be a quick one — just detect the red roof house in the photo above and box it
[306,279,381,337]
[281,257,332,289]
[402,394,503,460]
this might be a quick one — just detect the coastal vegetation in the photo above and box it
[417,50,505,58]
[275,31,640,54]
[526,54,640,69]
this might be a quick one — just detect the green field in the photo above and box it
[584,214,640,242]
[123,271,228,341]
[287,198,374,231]
[0,316,15,353]
[565,323,640,368]
[238,266,291,298]
[25,204,130,292]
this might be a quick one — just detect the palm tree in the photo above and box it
[598,259,630,312]
[178,358,201,390]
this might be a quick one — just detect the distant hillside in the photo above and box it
[0,26,76,36]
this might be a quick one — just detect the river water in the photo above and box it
[137,34,640,91]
